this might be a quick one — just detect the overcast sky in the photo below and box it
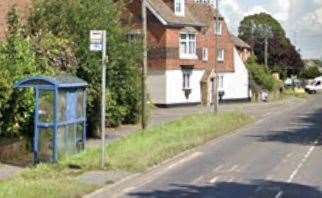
[219,0,322,59]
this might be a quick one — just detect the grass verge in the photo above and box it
[0,112,253,198]
[64,112,254,172]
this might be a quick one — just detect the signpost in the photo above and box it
[90,30,107,168]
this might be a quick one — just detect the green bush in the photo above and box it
[28,0,142,134]
[300,66,321,79]
[247,56,279,91]
[0,7,65,137]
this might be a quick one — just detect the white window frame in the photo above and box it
[182,69,192,90]
[179,33,197,59]
[215,21,223,35]
[217,49,225,62]
[218,76,224,90]
[175,0,185,16]
[202,48,208,61]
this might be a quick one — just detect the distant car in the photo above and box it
[284,78,302,88]
[305,76,322,94]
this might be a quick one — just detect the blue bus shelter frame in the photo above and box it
[15,75,88,163]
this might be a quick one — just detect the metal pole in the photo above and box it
[142,0,148,129]
[264,37,268,68]
[101,30,107,168]
[213,0,219,113]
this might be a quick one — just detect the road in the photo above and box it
[90,95,322,198]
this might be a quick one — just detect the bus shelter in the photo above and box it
[16,75,88,163]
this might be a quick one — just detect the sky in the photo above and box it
[219,0,322,59]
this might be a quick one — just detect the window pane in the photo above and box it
[58,91,67,122]
[39,90,54,124]
[38,127,54,162]
[76,91,85,119]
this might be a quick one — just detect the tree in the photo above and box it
[238,13,304,76]
[28,0,142,136]
[300,66,321,79]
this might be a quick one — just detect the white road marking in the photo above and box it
[263,112,272,117]
[167,152,203,170]
[227,177,235,182]
[287,140,319,183]
[213,165,223,172]
[229,165,239,172]
[275,191,283,198]
[122,187,137,193]
[209,176,219,184]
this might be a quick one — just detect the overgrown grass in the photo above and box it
[0,112,253,197]
[0,164,96,198]
[270,88,308,101]
[64,112,254,172]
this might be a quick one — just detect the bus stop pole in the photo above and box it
[101,31,107,168]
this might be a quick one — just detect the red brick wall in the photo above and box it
[124,1,236,72]
[0,0,31,39]
[151,19,235,72]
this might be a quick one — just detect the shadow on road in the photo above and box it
[129,180,322,198]
[247,108,322,146]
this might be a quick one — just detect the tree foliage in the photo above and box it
[0,7,55,137]
[28,0,142,134]
[238,13,304,76]
[246,56,279,91]
[300,66,321,79]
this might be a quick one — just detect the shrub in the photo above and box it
[0,7,59,137]
[300,66,321,79]
[28,0,142,134]
[247,56,279,91]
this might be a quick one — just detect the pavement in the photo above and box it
[87,94,322,198]
[0,163,23,182]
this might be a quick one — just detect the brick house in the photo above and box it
[0,0,30,39]
[231,34,252,63]
[124,0,250,105]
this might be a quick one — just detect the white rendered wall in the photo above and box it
[219,48,249,100]
[165,69,204,104]
[147,70,167,104]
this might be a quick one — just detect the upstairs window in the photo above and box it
[215,21,223,35]
[175,0,185,16]
[195,0,213,4]
[202,48,208,61]
[217,49,225,62]
[127,33,142,42]
[180,33,197,59]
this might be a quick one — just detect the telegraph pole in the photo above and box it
[141,0,148,129]
[213,0,219,113]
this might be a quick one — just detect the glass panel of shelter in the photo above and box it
[37,89,55,162]
[57,89,85,158]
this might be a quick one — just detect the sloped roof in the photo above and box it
[230,34,251,49]
[146,0,208,27]
[16,75,88,88]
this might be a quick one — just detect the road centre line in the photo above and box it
[167,152,203,170]
[287,139,319,183]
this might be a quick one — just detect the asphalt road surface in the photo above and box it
[92,95,322,198]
